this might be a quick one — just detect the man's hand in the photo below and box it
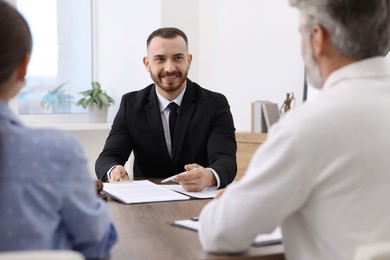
[109,165,130,182]
[173,164,217,192]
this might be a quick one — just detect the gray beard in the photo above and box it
[303,35,324,89]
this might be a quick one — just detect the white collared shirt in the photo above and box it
[199,57,390,259]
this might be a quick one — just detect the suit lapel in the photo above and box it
[145,86,172,164]
[172,80,197,162]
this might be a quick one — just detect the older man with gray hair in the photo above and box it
[198,1,390,260]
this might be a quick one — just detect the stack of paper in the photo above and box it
[173,219,282,246]
[103,180,190,204]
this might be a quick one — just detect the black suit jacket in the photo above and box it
[95,79,237,188]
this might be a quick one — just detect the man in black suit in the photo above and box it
[96,27,237,191]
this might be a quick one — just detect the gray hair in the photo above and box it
[289,0,390,59]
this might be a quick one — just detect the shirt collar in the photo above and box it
[323,56,390,89]
[155,85,186,112]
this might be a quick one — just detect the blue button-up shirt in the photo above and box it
[0,102,117,259]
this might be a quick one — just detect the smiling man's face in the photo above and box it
[143,36,192,100]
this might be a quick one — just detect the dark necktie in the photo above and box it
[168,102,179,148]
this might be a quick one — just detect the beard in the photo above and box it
[302,33,324,89]
[150,69,188,93]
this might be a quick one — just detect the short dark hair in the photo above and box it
[146,27,188,49]
[290,0,390,59]
[0,0,32,86]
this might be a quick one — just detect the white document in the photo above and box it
[253,227,282,246]
[173,219,282,246]
[103,180,190,204]
[160,184,219,199]
[173,219,200,231]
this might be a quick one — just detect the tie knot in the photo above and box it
[168,102,179,112]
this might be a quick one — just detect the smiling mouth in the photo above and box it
[162,75,179,81]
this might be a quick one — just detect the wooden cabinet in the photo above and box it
[235,132,267,180]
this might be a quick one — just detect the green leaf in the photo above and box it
[40,82,74,110]
[76,81,115,109]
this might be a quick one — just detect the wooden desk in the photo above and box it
[235,132,267,180]
[107,198,284,260]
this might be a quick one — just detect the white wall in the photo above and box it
[198,0,304,131]
[66,129,110,179]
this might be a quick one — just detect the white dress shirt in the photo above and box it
[199,57,390,260]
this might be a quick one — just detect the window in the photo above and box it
[15,0,92,122]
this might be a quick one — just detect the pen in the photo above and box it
[160,167,199,183]
[191,216,199,221]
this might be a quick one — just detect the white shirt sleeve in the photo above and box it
[198,123,312,253]
[106,165,118,181]
[207,168,221,189]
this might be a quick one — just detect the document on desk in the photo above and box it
[173,219,282,246]
[103,180,190,204]
[160,184,218,199]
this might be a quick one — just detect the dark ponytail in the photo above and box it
[0,0,32,157]
[0,0,32,86]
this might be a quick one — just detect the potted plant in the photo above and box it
[40,82,74,113]
[77,81,115,123]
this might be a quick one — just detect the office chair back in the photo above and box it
[0,250,85,260]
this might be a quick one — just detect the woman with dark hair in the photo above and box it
[0,1,117,259]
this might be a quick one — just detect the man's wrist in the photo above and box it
[107,165,118,180]
[207,168,220,188]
